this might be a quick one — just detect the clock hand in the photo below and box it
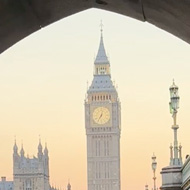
[98,113,103,121]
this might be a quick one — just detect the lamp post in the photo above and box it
[169,80,180,126]
[152,153,157,190]
[169,80,180,165]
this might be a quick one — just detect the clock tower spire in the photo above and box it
[94,23,110,76]
[85,24,121,190]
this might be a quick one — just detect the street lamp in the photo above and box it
[145,184,149,190]
[169,80,180,126]
[151,153,157,190]
[169,80,181,165]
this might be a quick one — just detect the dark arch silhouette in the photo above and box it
[0,0,190,54]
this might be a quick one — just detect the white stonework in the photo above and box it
[85,31,121,190]
[0,177,13,190]
[13,140,50,190]
[182,156,190,190]
[160,166,182,190]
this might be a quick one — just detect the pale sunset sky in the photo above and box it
[1,8,190,190]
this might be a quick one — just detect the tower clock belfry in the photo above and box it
[85,27,121,190]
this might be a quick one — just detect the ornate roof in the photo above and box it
[94,32,109,65]
[88,75,116,93]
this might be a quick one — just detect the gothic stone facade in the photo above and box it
[13,141,49,190]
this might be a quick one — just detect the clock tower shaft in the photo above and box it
[85,28,121,190]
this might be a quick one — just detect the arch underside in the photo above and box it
[0,0,190,53]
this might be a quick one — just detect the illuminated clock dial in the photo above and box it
[93,107,110,125]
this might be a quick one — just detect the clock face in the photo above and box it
[93,107,110,125]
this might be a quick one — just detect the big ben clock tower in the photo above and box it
[85,26,121,190]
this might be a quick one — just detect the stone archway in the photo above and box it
[0,0,190,54]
